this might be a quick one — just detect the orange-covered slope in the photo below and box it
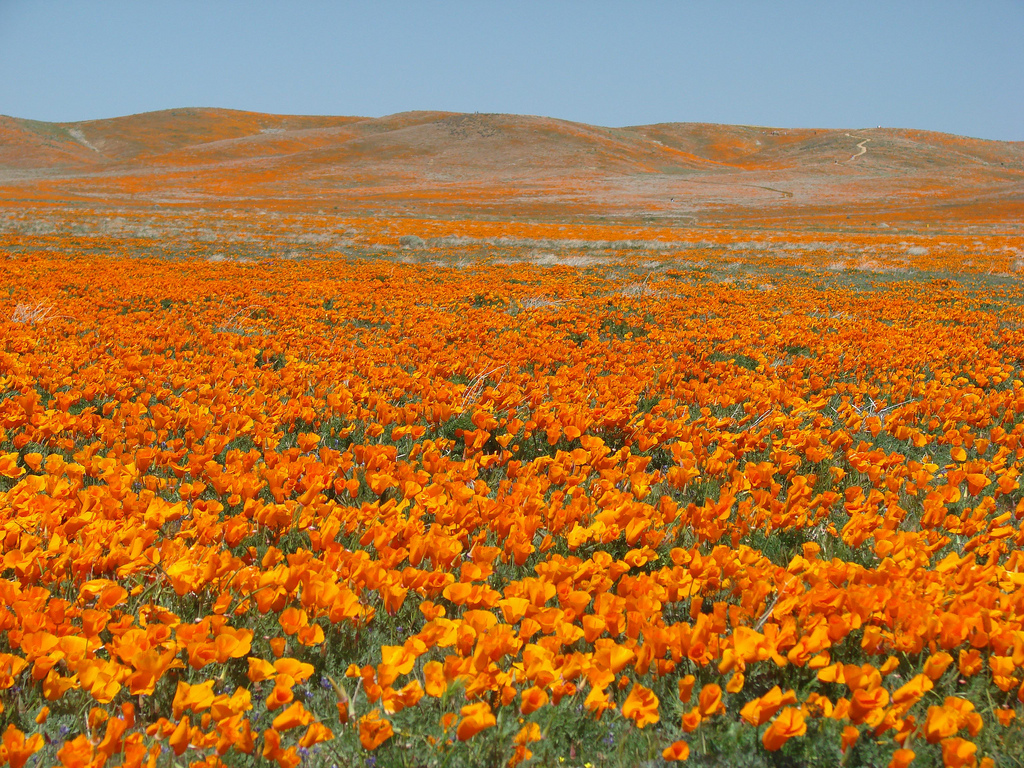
[1,108,1021,231]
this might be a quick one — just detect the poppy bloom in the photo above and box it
[762,708,807,751]
[698,684,724,717]
[424,661,447,698]
[923,652,954,680]
[168,716,191,757]
[1,725,44,768]
[271,701,313,731]
[740,686,797,727]
[621,683,660,728]
[358,710,394,750]
[678,675,696,703]
[299,722,334,749]
[940,738,977,768]
[520,685,549,715]
[457,702,496,741]
[663,740,690,761]
[841,725,860,753]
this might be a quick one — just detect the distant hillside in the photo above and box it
[1,108,1022,228]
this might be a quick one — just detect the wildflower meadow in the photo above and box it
[1,230,1023,768]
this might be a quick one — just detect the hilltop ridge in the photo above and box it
[1,108,1021,230]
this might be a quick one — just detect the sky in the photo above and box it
[1,1,1021,141]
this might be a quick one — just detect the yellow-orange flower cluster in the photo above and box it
[0,242,1022,766]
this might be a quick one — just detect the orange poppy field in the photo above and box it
[2,110,1024,768]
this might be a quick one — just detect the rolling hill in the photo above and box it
[1,108,1021,230]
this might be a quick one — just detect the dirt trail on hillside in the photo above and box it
[68,128,102,154]
[846,134,871,161]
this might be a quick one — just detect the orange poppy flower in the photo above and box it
[663,740,690,762]
[621,683,660,728]
[168,716,191,757]
[923,652,954,680]
[762,707,807,751]
[358,710,394,750]
[697,684,724,717]
[1,725,44,768]
[298,721,334,749]
[457,702,496,741]
[940,738,977,768]
[678,675,696,703]
[841,725,860,753]
[423,660,447,698]
[520,685,549,715]
[739,686,797,727]
[271,701,313,731]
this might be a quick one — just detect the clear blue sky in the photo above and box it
[1,0,1021,140]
